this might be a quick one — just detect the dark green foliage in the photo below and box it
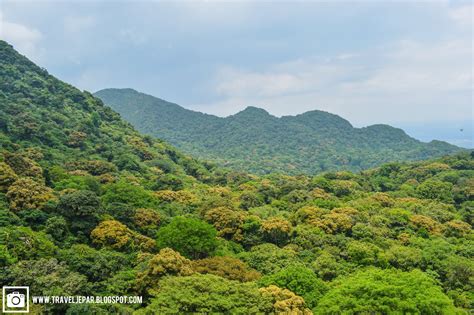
[101,180,156,208]
[44,216,69,242]
[238,243,302,275]
[155,216,218,259]
[105,202,136,225]
[0,40,214,184]
[58,244,130,283]
[57,190,102,237]
[0,226,57,262]
[6,258,89,313]
[315,268,459,314]
[259,265,328,310]
[416,179,454,202]
[96,88,464,175]
[136,274,268,314]
[0,41,472,313]
[57,190,101,217]
[0,244,15,267]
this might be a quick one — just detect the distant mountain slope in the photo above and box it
[95,89,463,175]
[0,41,217,185]
[1,41,472,314]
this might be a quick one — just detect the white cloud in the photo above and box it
[215,67,309,98]
[344,39,472,93]
[197,38,472,125]
[64,15,96,33]
[448,3,473,28]
[214,55,359,99]
[118,28,148,46]
[0,11,43,59]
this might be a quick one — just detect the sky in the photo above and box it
[1,0,473,147]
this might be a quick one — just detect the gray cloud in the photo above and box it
[1,0,472,145]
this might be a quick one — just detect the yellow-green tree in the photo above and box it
[6,178,55,212]
[192,256,261,282]
[91,220,156,252]
[0,162,17,192]
[259,285,312,314]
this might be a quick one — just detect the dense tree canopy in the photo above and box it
[136,274,268,314]
[96,88,463,175]
[0,41,472,313]
[315,268,459,314]
[155,216,218,259]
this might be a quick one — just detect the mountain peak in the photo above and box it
[288,109,353,129]
[0,40,14,52]
[96,88,463,175]
[233,106,272,118]
[99,88,139,94]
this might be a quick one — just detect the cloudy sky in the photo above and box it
[1,0,472,147]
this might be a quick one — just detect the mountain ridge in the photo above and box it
[1,40,472,314]
[0,41,217,185]
[95,88,463,175]
[95,89,450,143]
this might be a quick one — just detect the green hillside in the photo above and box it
[95,88,463,175]
[1,41,473,314]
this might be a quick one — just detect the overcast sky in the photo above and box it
[1,0,472,147]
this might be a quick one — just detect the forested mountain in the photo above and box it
[95,88,463,175]
[1,40,473,314]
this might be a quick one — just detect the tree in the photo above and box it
[57,190,101,217]
[346,240,382,266]
[153,173,184,190]
[240,216,263,248]
[259,285,312,314]
[67,130,87,148]
[238,243,301,275]
[136,274,269,314]
[443,256,474,293]
[58,244,130,282]
[101,180,156,208]
[105,202,136,226]
[0,162,17,192]
[409,214,443,235]
[3,151,43,179]
[137,248,194,291]
[64,304,117,315]
[259,265,327,310]
[283,189,310,203]
[154,190,197,204]
[260,217,292,246]
[331,180,360,197]
[312,251,345,281]
[91,220,133,250]
[155,216,218,259]
[6,258,88,313]
[203,206,246,241]
[0,226,57,261]
[91,220,155,252]
[65,159,117,176]
[240,191,265,210]
[0,244,15,266]
[6,178,55,212]
[192,256,260,282]
[44,216,69,242]
[57,190,102,236]
[316,207,358,234]
[383,244,422,270]
[416,179,454,203]
[315,268,459,314]
[444,220,471,237]
[133,208,161,236]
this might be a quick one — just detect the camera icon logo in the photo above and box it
[2,286,29,313]
[7,291,25,308]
